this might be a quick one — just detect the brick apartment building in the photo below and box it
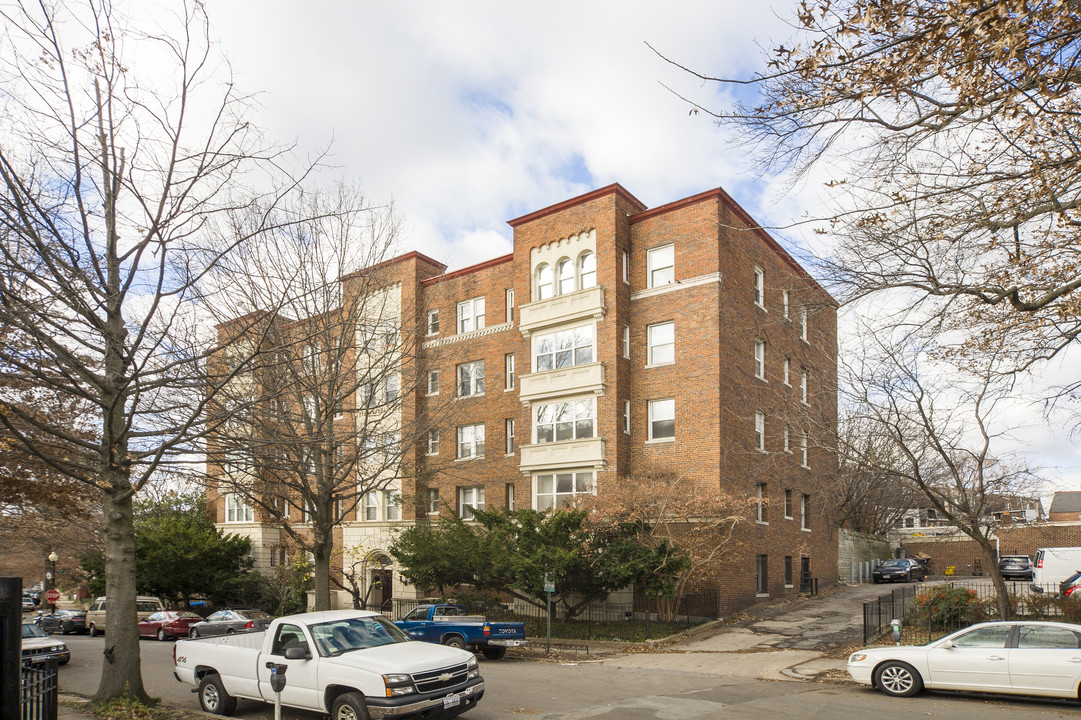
[208,183,839,616]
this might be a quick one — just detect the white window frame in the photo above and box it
[623,399,631,434]
[536,264,553,300]
[225,493,254,523]
[505,418,516,454]
[505,483,515,511]
[427,369,440,396]
[384,374,400,403]
[801,370,809,405]
[535,471,594,510]
[784,425,791,454]
[457,297,485,334]
[754,339,766,380]
[784,488,793,519]
[622,251,629,284]
[802,493,810,531]
[800,307,808,342]
[384,491,400,521]
[535,399,595,443]
[783,358,791,386]
[505,288,514,323]
[427,487,440,515]
[647,244,674,288]
[622,325,630,359]
[427,429,439,456]
[578,251,596,290]
[648,398,675,441]
[754,266,765,309]
[801,431,809,468]
[459,486,485,519]
[427,309,440,336]
[755,412,766,452]
[648,321,675,366]
[782,290,790,319]
[505,354,515,390]
[457,360,485,397]
[557,257,575,295]
[363,492,379,521]
[756,483,768,524]
[535,326,593,372]
[457,423,485,460]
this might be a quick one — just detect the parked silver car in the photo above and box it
[188,608,273,638]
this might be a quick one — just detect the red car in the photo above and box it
[138,611,203,640]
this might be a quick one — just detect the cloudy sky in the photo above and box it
[163,1,1081,498]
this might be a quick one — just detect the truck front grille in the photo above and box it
[411,663,469,693]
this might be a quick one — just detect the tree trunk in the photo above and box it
[312,528,332,611]
[93,480,150,704]
[977,538,1011,620]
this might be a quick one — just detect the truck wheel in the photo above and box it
[482,647,506,660]
[442,635,468,650]
[89,624,99,638]
[331,692,371,720]
[198,674,237,716]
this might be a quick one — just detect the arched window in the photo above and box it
[557,258,574,295]
[578,251,596,289]
[536,264,553,300]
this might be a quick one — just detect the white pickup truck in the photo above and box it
[173,609,484,719]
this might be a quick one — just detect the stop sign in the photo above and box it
[44,588,60,604]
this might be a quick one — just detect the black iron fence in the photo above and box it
[20,659,58,720]
[863,581,1080,646]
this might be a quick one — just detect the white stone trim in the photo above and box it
[631,272,721,301]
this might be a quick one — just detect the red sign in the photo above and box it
[44,589,60,604]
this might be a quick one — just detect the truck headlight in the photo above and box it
[467,656,479,679]
[382,674,415,697]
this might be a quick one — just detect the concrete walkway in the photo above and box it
[603,582,917,681]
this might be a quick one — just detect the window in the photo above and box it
[648,398,675,440]
[302,344,321,374]
[1017,625,1081,649]
[756,554,769,595]
[802,494,810,530]
[427,429,439,455]
[557,258,575,295]
[754,339,766,380]
[385,492,400,521]
[622,251,629,283]
[800,370,809,405]
[647,244,674,287]
[756,483,767,523]
[363,493,379,521]
[427,369,440,395]
[505,354,515,389]
[783,358,791,385]
[755,412,765,451]
[505,418,516,454]
[384,375,399,403]
[223,451,254,477]
[505,483,515,510]
[785,556,793,587]
[457,297,485,333]
[427,309,440,335]
[952,625,1011,648]
[225,494,253,523]
[783,425,791,453]
[579,252,596,289]
[648,322,675,366]
[535,326,593,371]
[458,486,485,519]
[457,424,485,459]
[427,488,440,514]
[622,326,630,358]
[754,266,765,308]
[801,431,809,468]
[784,488,793,519]
[623,400,631,434]
[505,288,514,323]
[535,400,594,443]
[302,394,316,421]
[383,323,399,350]
[457,360,485,397]
[800,307,808,342]
[536,472,594,510]
[536,265,553,300]
[782,290,790,319]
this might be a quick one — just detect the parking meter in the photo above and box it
[890,619,902,646]
[266,662,287,720]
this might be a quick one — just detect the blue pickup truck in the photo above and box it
[395,604,528,659]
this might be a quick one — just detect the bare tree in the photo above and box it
[842,324,1040,619]
[0,0,306,702]
[659,0,1081,409]
[206,187,444,611]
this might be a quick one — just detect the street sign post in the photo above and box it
[44,589,60,605]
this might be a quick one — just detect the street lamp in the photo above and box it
[47,552,58,612]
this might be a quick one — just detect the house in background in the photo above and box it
[207,183,840,617]
[1048,491,1081,523]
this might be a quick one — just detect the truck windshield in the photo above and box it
[310,616,410,657]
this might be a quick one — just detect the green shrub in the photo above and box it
[909,585,982,630]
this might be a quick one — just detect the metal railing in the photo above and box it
[20,659,58,720]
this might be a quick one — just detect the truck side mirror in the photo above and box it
[284,647,310,661]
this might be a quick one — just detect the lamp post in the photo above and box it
[47,552,58,612]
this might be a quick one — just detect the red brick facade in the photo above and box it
[211,184,840,616]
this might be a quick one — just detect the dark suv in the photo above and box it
[998,555,1034,580]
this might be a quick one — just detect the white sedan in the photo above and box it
[848,621,1081,700]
